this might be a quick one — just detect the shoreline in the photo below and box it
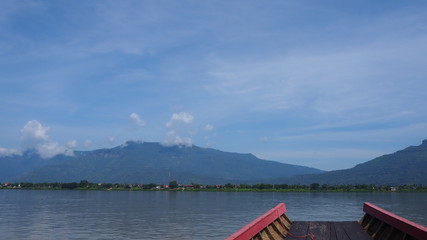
[1,181,426,193]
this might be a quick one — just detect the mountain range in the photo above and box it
[273,139,427,185]
[1,139,426,185]
[0,141,323,184]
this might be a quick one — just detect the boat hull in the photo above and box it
[225,203,291,240]
[226,202,427,240]
[360,202,427,240]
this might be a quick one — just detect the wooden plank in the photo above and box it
[307,222,330,240]
[375,224,395,240]
[266,224,283,239]
[258,229,270,240]
[363,202,427,240]
[360,214,375,231]
[287,221,371,240]
[279,215,292,231]
[271,220,287,238]
[226,203,287,240]
[333,221,351,240]
[334,221,372,240]
[329,221,338,240]
[286,221,310,240]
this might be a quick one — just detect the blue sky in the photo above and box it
[1,1,427,170]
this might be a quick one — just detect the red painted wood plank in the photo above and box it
[225,203,287,240]
[363,202,427,240]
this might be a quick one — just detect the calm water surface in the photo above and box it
[0,190,426,239]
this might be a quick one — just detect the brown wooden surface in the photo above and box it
[286,221,372,240]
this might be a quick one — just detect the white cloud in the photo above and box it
[37,141,73,159]
[204,124,214,131]
[108,136,115,143]
[166,112,194,127]
[130,112,146,126]
[162,131,192,147]
[0,147,22,157]
[67,140,77,148]
[21,120,49,147]
[20,120,74,158]
[163,112,195,146]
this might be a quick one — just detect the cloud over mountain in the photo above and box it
[164,112,194,146]
[0,147,21,157]
[21,120,74,158]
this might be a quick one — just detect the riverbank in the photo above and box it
[1,181,426,192]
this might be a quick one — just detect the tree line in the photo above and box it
[1,180,426,192]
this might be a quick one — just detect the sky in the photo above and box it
[1,0,427,171]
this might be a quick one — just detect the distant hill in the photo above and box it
[0,151,77,182]
[272,139,427,185]
[4,140,426,185]
[2,141,323,184]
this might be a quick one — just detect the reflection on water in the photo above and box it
[0,190,426,239]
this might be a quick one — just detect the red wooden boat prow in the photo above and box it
[226,202,427,240]
[361,202,427,240]
[225,203,291,240]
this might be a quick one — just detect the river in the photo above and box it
[0,190,426,239]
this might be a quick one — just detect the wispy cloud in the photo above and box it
[204,124,214,131]
[130,113,146,126]
[0,147,21,157]
[163,112,194,146]
[67,140,77,148]
[207,33,427,118]
[165,112,194,127]
[163,130,192,147]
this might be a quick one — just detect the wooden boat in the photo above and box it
[226,202,427,240]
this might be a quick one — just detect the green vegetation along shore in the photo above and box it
[1,180,426,192]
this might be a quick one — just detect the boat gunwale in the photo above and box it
[363,202,427,240]
[225,203,287,240]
